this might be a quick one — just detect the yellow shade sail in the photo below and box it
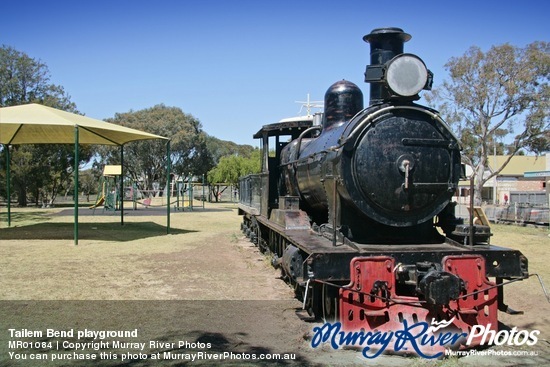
[0,103,167,145]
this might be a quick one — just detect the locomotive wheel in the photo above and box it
[322,283,339,323]
[249,217,261,247]
[293,281,303,299]
[258,238,268,253]
[307,283,338,322]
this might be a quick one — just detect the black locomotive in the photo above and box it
[238,28,527,349]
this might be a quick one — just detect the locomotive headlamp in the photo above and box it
[386,54,430,97]
[364,53,433,100]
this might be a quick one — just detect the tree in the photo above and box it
[97,105,213,191]
[425,42,550,204]
[0,45,91,206]
[80,169,98,202]
[0,46,76,110]
[205,135,256,165]
[207,149,261,202]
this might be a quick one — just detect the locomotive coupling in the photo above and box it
[417,270,463,305]
[396,261,465,306]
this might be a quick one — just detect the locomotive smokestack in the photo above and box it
[363,27,411,105]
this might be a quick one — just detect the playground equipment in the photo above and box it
[89,168,207,213]
[90,165,121,212]
[136,175,206,211]
[173,177,207,211]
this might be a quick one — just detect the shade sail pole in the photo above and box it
[4,144,10,227]
[166,140,171,234]
[120,144,124,226]
[74,126,79,246]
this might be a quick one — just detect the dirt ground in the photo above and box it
[0,202,549,366]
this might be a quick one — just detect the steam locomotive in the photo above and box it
[238,28,528,349]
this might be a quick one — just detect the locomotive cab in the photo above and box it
[238,116,314,220]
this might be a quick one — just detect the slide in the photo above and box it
[89,195,105,209]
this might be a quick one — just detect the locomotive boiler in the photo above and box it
[238,27,528,351]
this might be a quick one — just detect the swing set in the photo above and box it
[135,176,205,211]
[89,166,205,213]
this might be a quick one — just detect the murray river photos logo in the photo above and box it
[311,318,540,359]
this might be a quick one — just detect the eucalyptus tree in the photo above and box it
[425,41,549,204]
[207,149,261,201]
[0,45,92,206]
[97,104,213,191]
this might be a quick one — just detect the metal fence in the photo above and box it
[456,203,549,226]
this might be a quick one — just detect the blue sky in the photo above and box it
[1,0,548,146]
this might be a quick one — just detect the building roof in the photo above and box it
[487,155,546,176]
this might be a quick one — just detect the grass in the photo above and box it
[0,210,53,226]
[0,205,548,366]
[0,221,193,241]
